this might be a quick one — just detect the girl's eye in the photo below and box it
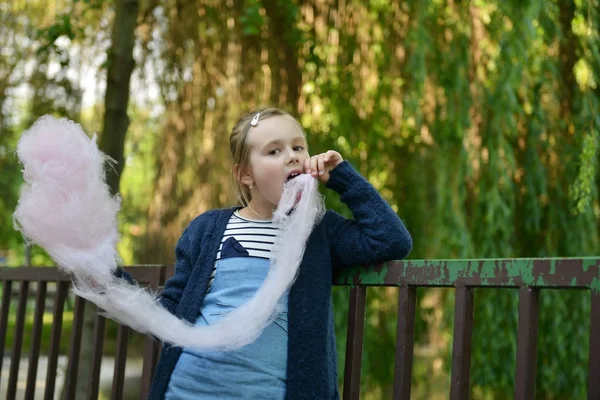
[268,146,304,155]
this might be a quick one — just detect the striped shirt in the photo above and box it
[216,211,278,260]
[208,210,279,290]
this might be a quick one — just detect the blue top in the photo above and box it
[134,160,413,400]
[165,256,288,399]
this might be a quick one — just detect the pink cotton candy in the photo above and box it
[13,114,326,351]
[13,115,121,284]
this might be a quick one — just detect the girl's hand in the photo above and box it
[304,150,344,184]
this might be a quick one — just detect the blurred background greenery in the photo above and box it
[1,0,598,398]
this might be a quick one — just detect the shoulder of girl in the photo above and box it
[183,208,221,234]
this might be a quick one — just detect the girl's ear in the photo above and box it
[235,163,254,186]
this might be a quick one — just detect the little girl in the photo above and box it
[148,107,412,400]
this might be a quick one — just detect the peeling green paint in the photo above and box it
[583,258,596,273]
[445,260,460,283]
[357,263,388,285]
[480,261,496,280]
[334,258,600,292]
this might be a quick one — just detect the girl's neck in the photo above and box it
[239,201,274,221]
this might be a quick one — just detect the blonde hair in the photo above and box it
[230,107,307,207]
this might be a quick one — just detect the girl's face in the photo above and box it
[242,115,310,209]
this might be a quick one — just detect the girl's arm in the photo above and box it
[112,267,135,284]
[323,160,412,268]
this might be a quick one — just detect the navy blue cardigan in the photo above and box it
[145,160,412,400]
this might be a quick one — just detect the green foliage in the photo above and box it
[35,14,79,66]
[570,130,599,214]
[240,0,264,36]
[114,105,161,264]
[0,126,23,253]
[35,0,107,64]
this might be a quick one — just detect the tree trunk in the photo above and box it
[98,0,139,195]
[76,0,139,397]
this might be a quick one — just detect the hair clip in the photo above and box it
[250,112,260,127]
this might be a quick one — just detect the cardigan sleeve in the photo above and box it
[112,267,136,284]
[323,160,412,268]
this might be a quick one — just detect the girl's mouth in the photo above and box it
[286,172,301,181]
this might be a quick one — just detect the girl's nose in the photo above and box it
[287,150,299,163]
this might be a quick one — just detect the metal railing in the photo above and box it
[335,258,600,400]
[1,258,599,399]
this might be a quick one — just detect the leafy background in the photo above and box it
[1,0,598,398]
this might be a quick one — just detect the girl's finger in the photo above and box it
[325,150,335,164]
[318,155,325,175]
[310,156,319,176]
